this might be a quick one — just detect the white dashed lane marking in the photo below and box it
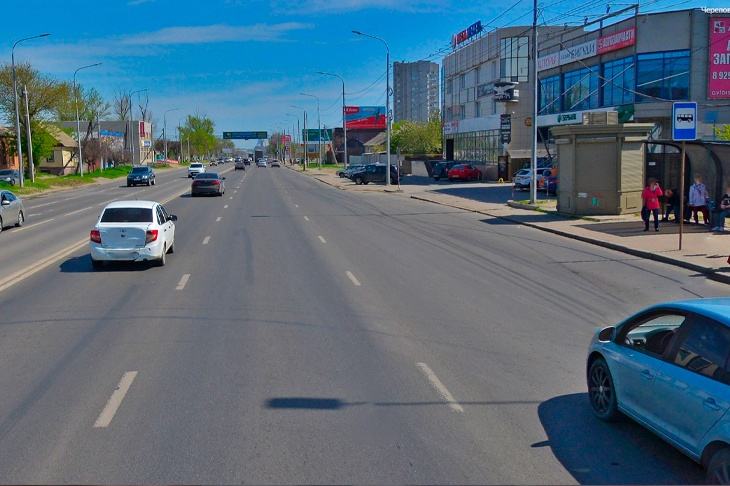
[94,371,138,428]
[318,236,326,243]
[216,217,221,222]
[416,363,464,413]
[202,236,210,245]
[346,271,361,286]
[304,216,309,221]
[176,274,190,290]
[224,205,228,209]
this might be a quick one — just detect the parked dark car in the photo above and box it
[431,161,458,181]
[0,169,20,186]
[349,164,401,185]
[191,172,225,196]
[127,166,156,186]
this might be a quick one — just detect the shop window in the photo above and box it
[539,74,561,115]
[603,56,635,106]
[563,66,599,111]
[500,36,529,82]
[636,50,690,102]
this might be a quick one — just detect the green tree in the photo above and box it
[714,124,730,140]
[391,110,442,155]
[54,85,112,122]
[179,113,216,158]
[0,61,69,174]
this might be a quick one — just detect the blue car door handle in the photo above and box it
[704,398,721,412]
[641,370,654,381]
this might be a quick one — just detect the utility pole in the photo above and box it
[22,86,34,183]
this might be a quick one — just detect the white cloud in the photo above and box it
[120,22,314,46]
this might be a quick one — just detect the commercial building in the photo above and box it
[442,9,730,184]
[60,120,154,168]
[393,60,440,123]
[442,21,571,174]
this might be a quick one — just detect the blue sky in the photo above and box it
[1,0,716,149]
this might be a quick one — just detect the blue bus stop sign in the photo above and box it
[672,102,697,141]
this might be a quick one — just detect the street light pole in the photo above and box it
[178,116,186,163]
[292,105,307,168]
[163,108,179,165]
[12,33,50,187]
[74,62,101,178]
[353,30,391,185]
[317,71,348,169]
[300,93,321,169]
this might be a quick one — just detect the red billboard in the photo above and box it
[345,106,386,129]
[710,18,730,99]
[597,27,636,55]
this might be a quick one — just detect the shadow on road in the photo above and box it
[537,393,704,484]
[59,255,158,273]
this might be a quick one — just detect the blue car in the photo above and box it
[587,298,730,483]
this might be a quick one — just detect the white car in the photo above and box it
[188,163,206,178]
[89,200,177,269]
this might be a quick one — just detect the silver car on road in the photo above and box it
[0,190,24,233]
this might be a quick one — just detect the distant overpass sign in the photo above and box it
[223,131,268,140]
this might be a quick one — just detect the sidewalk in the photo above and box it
[295,166,730,285]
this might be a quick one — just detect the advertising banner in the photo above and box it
[597,27,636,55]
[709,18,730,99]
[345,106,386,129]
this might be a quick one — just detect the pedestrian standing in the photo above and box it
[713,188,730,232]
[641,177,663,232]
[688,176,711,225]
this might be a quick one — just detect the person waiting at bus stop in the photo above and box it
[661,188,680,223]
[641,178,663,232]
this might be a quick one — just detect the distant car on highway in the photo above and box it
[235,159,246,170]
[188,162,206,178]
[89,200,177,268]
[0,190,24,233]
[257,159,267,167]
[587,298,730,484]
[0,169,20,186]
[191,172,225,196]
[126,166,156,187]
[271,160,281,167]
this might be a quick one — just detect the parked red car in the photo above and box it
[447,164,483,182]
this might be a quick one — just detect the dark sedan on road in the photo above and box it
[431,161,458,181]
[127,166,156,187]
[191,172,225,196]
[349,164,401,185]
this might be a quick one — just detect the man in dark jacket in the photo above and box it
[662,188,680,223]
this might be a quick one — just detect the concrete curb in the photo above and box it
[410,194,730,286]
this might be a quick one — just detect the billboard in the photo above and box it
[710,18,730,99]
[345,106,386,129]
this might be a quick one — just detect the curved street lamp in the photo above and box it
[317,71,348,169]
[128,88,148,165]
[74,62,101,177]
[352,30,391,185]
[12,33,50,186]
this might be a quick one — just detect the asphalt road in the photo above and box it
[0,164,726,484]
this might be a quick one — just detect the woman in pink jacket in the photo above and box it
[641,177,663,232]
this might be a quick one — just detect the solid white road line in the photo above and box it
[304,216,310,221]
[14,218,55,232]
[94,371,138,428]
[176,274,190,290]
[318,236,326,243]
[0,238,86,291]
[416,363,464,413]
[346,271,361,286]
[202,236,210,245]
[216,217,222,222]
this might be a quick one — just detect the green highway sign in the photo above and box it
[303,128,333,142]
[223,131,268,140]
